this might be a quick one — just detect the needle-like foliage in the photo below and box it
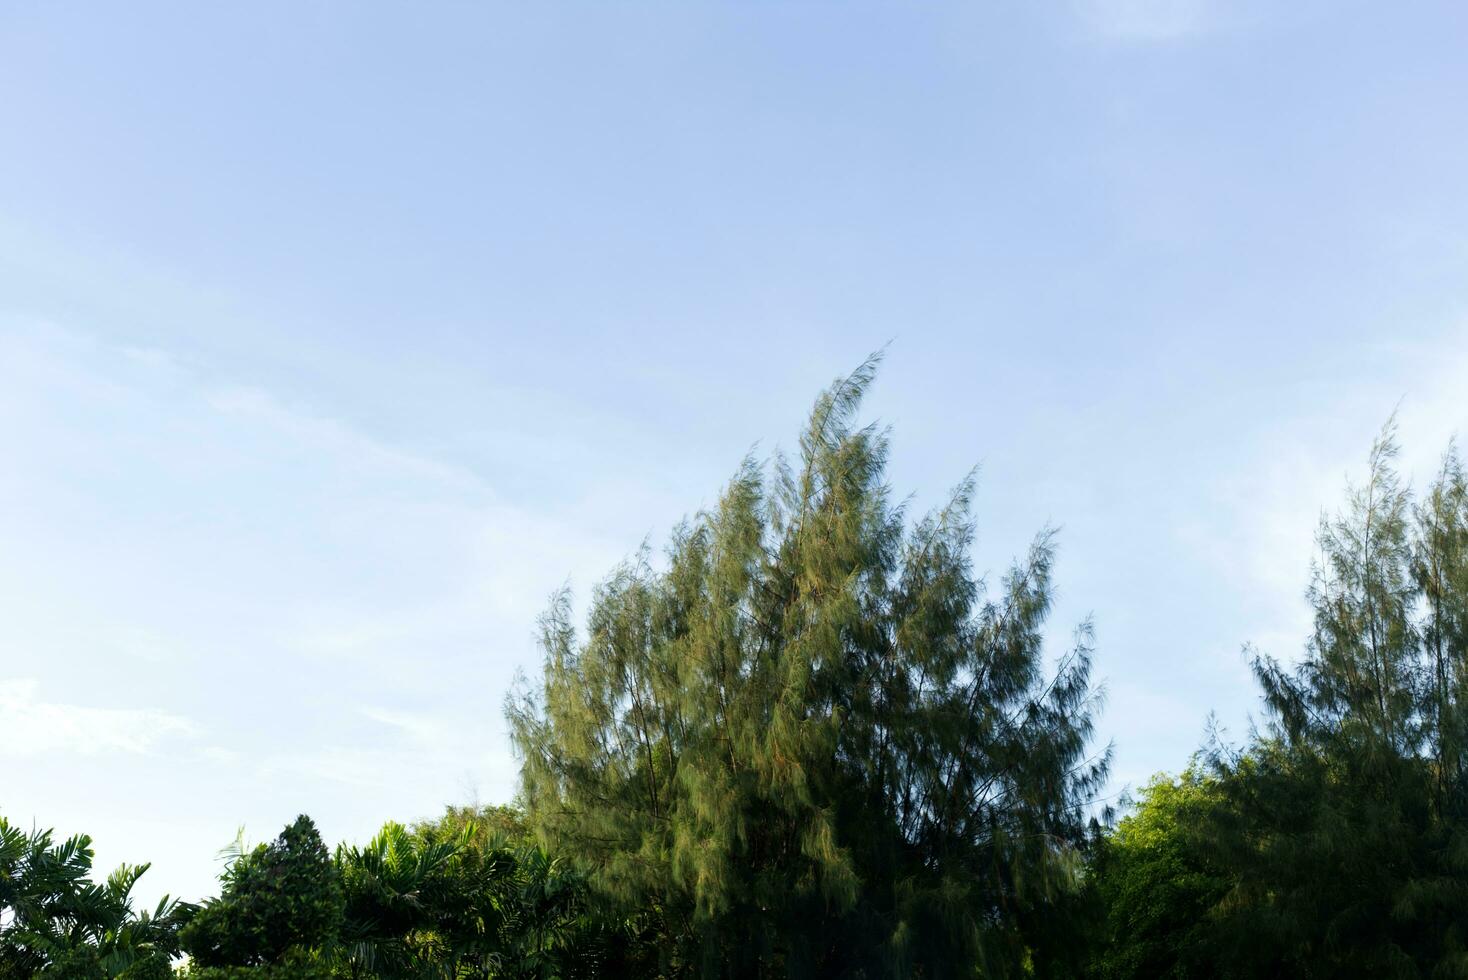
[508,356,1109,977]
[1178,426,1468,978]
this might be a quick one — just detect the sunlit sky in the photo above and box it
[4,0,1468,906]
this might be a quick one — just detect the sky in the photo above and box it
[4,0,1468,907]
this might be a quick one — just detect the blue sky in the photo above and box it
[4,0,1468,906]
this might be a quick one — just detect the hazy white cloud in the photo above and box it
[196,745,244,766]
[1075,0,1216,42]
[257,724,515,797]
[259,745,399,789]
[360,706,451,747]
[0,679,196,757]
[1177,326,1468,670]
[0,322,626,840]
[205,383,486,492]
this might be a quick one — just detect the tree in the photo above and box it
[1413,443,1468,814]
[0,815,188,978]
[333,820,479,978]
[1086,768,1232,980]
[180,815,343,972]
[509,356,1109,978]
[174,806,633,979]
[392,805,654,979]
[1197,426,1468,977]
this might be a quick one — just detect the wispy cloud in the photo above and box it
[0,321,629,821]
[360,706,451,747]
[204,384,487,492]
[1074,0,1216,43]
[1177,326,1468,668]
[0,679,196,757]
[259,745,399,789]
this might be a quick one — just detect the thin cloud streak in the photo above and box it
[0,679,197,757]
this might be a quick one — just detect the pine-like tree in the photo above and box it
[1413,444,1468,814]
[1200,425,1468,977]
[508,357,1109,978]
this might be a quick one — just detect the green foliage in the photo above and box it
[1200,428,1468,977]
[36,384,1468,979]
[1087,768,1231,979]
[175,965,331,980]
[180,815,343,969]
[509,356,1109,977]
[333,813,521,978]
[115,953,180,980]
[0,815,190,978]
[170,805,634,978]
[367,805,648,979]
[421,804,532,845]
[1085,427,1468,979]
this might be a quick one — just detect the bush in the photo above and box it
[180,816,343,969]
[175,965,331,980]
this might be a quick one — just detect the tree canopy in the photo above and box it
[0,815,187,979]
[1085,426,1468,979]
[509,357,1109,977]
[16,370,1468,979]
[1202,429,1468,976]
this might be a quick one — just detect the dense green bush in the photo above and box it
[161,806,634,978]
[175,965,331,979]
[180,816,343,969]
[367,805,650,978]
[333,814,520,977]
[1087,769,1231,979]
[114,955,184,980]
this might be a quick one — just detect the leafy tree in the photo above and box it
[1194,427,1468,977]
[509,357,1109,977]
[180,816,343,971]
[175,964,330,979]
[333,820,478,978]
[0,815,188,979]
[1087,768,1231,980]
[391,805,650,979]
[174,807,634,979]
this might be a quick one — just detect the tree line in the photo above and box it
[4,358,1468,977]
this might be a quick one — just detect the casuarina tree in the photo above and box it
[1195,427,1468,977]
[509,356,1109,978]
